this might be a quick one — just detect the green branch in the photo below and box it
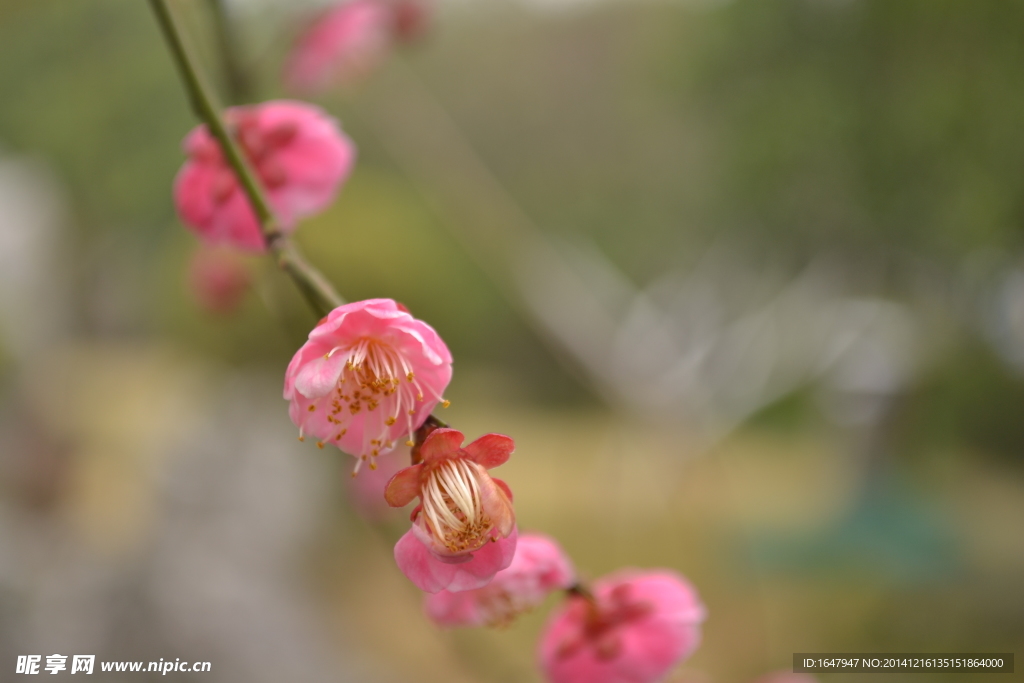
[150,0,343,317]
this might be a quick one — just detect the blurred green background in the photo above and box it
[0,0,1022,681]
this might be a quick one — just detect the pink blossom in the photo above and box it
[174,100,355,252]
[284,0,395,93]
[385,428,517,591]
[539,570,706,683]
[425,532,575,627]
[345,448,407,519]
[283,299,452,468]
[187,246,251,314]
[395,525,518,594]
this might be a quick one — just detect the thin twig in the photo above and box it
[149,0,343,317]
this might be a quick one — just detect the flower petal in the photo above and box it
[384,464,422,507]
[474,466,515,537]
[394,529,458,593]
[493,477,514,503]
[444,527,518,592]
[419,428,465,464]
[293,350,346,398]
[462,433,514,469]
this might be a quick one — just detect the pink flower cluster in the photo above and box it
[164,6,711,678]
[281,300,707,683]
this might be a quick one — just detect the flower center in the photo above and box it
[303,337,448,473]
[421,459,492,554]
[556,587,655,662]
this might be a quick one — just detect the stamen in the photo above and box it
[302,337,445,460]
[420,459,493,553]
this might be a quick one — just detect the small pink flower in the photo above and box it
[174,100,355,252]
[283,299,452,468]
[539,570,706,683]
[187,246,251,314]
[385,428,517,591]
[346,448,407,519]
[284,0,395,93]
[425,532,575,627]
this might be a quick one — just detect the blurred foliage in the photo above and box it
[1,0,1024,431]
[678,0,1024,259]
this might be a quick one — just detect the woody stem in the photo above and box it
[149,0,343,318]
[567,582,597,605]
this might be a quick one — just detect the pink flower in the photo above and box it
[425,532,575,627]
[345,448,407,519]
[187,246,251,314]
[283,299,452,468]
[385,428,517,591]
[539,570,706,683]
[174,100,355,252]
[284,0,395,93]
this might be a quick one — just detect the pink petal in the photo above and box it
[394,527,518,594]
[493,477,514,503]
[418,428,465,464]
[462,433,514,469]
[443,527,518,592]
[473,465,515,538]
[187,246,251,315]
[293,351,346,399]
[423,532,574,629]
[384,464,422,507]
[394,529,458,593]
[424,589,485,628]
[347,450,407,520]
